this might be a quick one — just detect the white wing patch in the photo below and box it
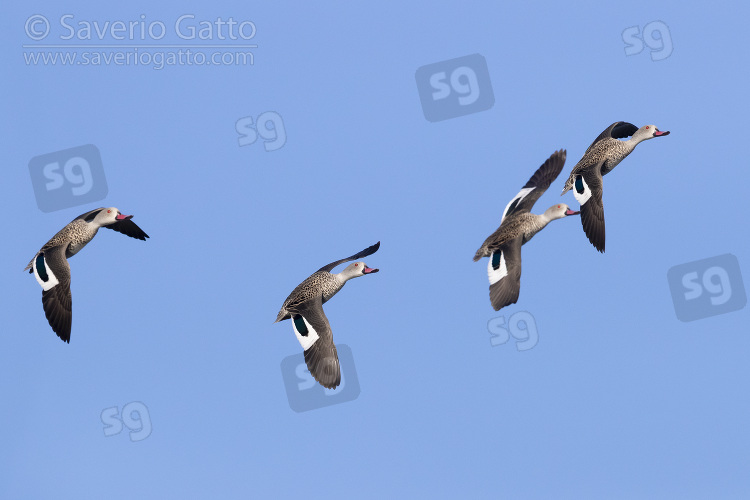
[292,314,320,351]
[573,176,592,206]
[501,187,534,221]
[487,251,508,285]
[32,254,60,291]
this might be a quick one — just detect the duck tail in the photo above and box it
[561,170,579,195]
[472,247,485,262]
[23,255,36,273]
[274,309,288,323]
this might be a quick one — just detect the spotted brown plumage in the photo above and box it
[25,207,149,343]
[561,121,670,252]
[474,150,579,311]
[275,242,380,389]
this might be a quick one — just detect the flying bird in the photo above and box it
[474,150,578,311]
[561,121,670,252]
[25,207,149,342]
[275,242,380,389]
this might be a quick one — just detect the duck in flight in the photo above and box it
[560,121,670,252]
[275,242,380,389]
[474,150,579,311]
[25,207,149,343]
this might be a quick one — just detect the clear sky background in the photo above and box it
[2,2,749,499]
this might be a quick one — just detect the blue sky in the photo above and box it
[2,2,749,498]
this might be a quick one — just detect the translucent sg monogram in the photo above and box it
[667,254,746,322]
[488,311,538,351]
[100,401,152,442]
[28,144,108,212]
[236,111,286,152]
[622,21,673,61]
[280,344,361,413]
[415,53,495,122]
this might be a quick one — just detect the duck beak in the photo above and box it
[115,214,133,221]
[653,129,670,137]
[565,209,580,216]
[363,267,379,274]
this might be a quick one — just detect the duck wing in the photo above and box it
[33,245,73,342]
[289,295,341,389]
[317,241,380,273]
[573,161,606,252]
[488,236,523,311]
[583,121,638,155]
[501,149,567,221]
[104,217,149,240]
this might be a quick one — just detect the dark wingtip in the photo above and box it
[592,243,605,253]
[362,241,380,257]
[585,233,605,253]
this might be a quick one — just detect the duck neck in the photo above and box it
[623,136,645,150]
[321,272,348,304]
[334,271,352,283]
[524,213,552,243]
[537,212,554,227]
[331,272,355,292]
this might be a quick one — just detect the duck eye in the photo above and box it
[107,209,111,213]
[645,126,650,129]
[354,263,358,266]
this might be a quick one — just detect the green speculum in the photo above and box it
[293,315,309,336]
[36,254,49,282]
[492,252,502,270]
[575,176,584,194]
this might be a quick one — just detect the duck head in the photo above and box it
[545,203,580,220]
[632,124,670,142]
[92,207,133,226]
[340,261,379,280]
